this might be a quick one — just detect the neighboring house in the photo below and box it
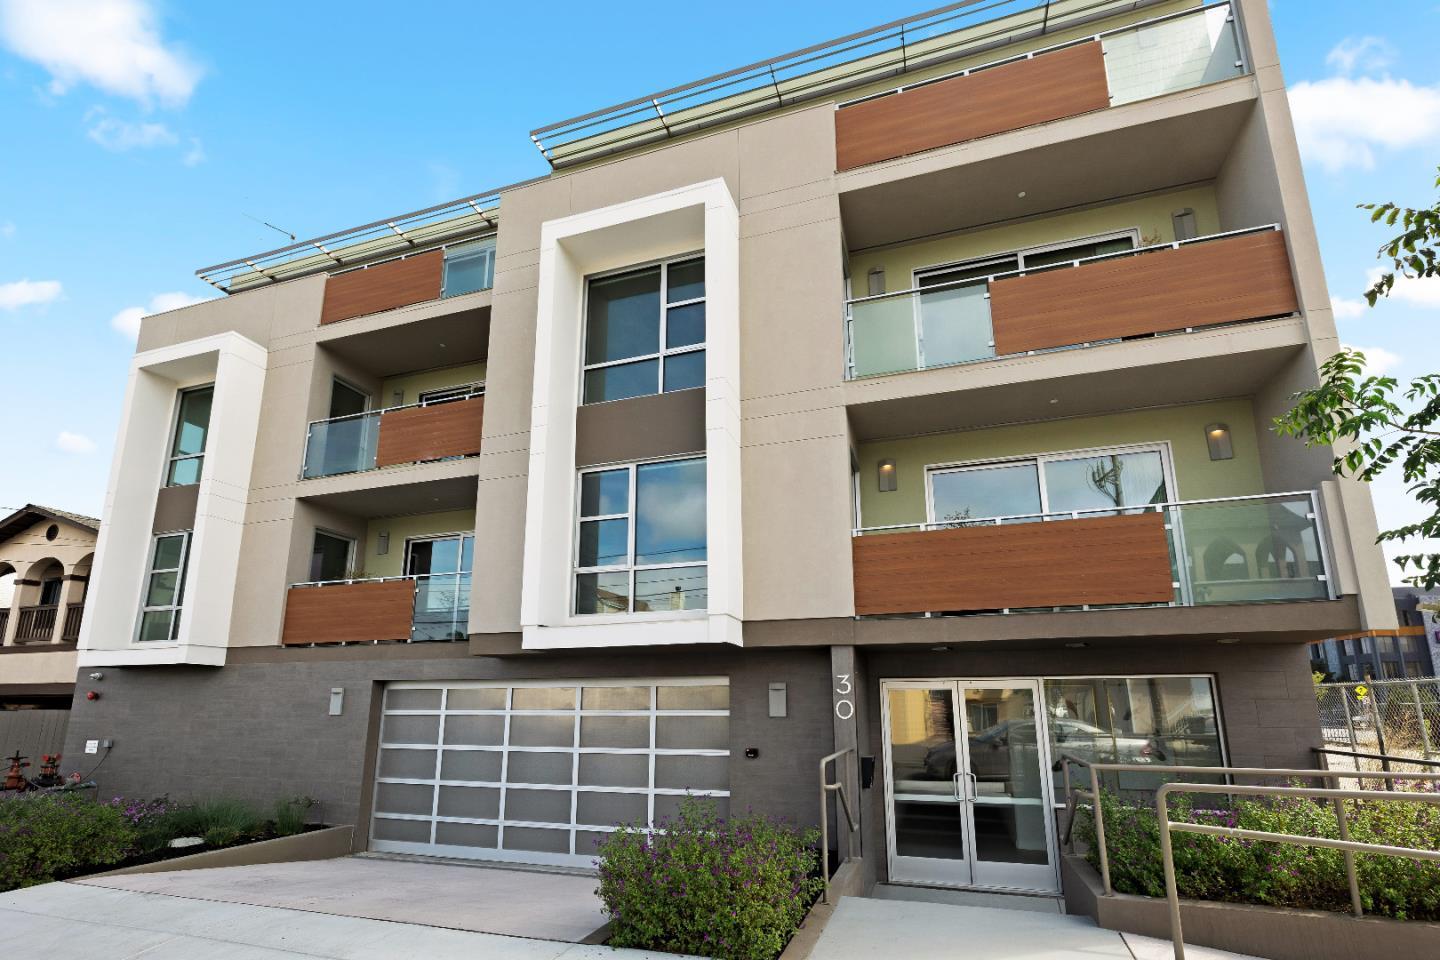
[0,505,98,764]
[1311,587,1438,680]
[70,0,1398,900]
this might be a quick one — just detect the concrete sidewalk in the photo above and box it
[0,880,692,960]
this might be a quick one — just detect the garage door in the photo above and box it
[370,678,731,867]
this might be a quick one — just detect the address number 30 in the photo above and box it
[834,674,854,720]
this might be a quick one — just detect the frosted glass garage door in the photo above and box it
[370,679,730,867]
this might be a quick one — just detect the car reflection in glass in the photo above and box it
[922,718,1167,783]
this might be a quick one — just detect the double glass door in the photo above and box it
[881,680,1058,892]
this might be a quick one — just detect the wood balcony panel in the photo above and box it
[281,580,415,645]
[375,396,484,468]
[834,42,1109,171]
[852,513,1174,616]
[989,230,1300,355]
[319,250,443,325]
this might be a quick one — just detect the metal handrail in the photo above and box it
[289,571,471,589]
[1157,782,1440,960]
[819,747,858,904]
[1059,755,1440,900]
[844,224,1279,308]
[304,385,485,430]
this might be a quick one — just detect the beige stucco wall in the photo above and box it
[857,399,1264,528]
[361,510,475,579]
[848,185,1220,292]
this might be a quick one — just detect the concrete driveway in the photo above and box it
[0,856,697,960]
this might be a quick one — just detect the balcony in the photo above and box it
[834,3,1244,171]
[319,237,496,326]
[302,391,484,480]
[852,492,1333,617]
[281,573,471,646]
[845,226,1297,379]
[12,604,58,643]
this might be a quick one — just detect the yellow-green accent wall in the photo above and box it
[848,185,1220,292]
[381,362,487,408]
[857,399,1264,528]
[361,510,475,578]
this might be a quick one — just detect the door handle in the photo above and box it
[965,772,978,801]
[953,772,965,801]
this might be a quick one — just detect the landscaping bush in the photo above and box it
[595,797,825,960]
[104,795,184,855]
[1074,783,1440,920]
[0,792,135,891]
[159,797,266,848]
[273,796,316,837]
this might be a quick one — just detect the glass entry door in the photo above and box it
[881,680,1059,892]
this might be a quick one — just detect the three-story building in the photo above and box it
[70,0,1395,896]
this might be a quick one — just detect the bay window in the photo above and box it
[575,457,707,614]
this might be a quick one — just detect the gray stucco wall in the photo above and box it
[61,645,834,835]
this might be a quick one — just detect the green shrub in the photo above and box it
[1074,784,1440,920]
[0,793,136,891]
[159,798,265,848]
[273,796,315,837]
[595,797,824,960]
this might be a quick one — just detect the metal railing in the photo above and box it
[845,225,1283,379]
[300,387,484,480]
[819,747,858,904]
[0,608,7,640]
[531,0,1234,167]
[289,572,472,643]
[855,490,1334,612]
[12,605,58,643]
[1157,782,1440,960]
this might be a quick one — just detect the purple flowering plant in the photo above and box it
[594,797,825,960]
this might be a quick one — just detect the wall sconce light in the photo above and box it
[377,532,390,556]
[867,267,886,297]
[878,459,898,493]
[1205,423,1233,461]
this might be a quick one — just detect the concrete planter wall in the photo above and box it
[88,825,353,878]
[778,859,866,960]
[1062,853,1440,960]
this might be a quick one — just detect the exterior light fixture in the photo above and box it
[866,267,886,297]
[878,459,897,493]
[1205,423,1233,461]
[377,532,390,556]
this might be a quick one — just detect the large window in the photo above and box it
[443,238,496,298]
[137,532,190,642]
[310,531,355,582]
[166,385,213,486]
[1043,676,1223,801]
[582,257,705,404]
[575,457,707,615]
[928,444,1172,526]
[914,231,1139,289]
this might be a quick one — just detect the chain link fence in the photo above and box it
[1316,678,1440,775]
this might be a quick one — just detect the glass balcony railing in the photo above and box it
[854,491,1334,612]
[304,411,380,478]
[301,388,484,480]
[844,225,1288,379]
[285,572,471,644]
[412,572,472,642]
[1102,3,1245,108]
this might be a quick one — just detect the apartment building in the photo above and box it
[69,0,1396,896]
[0,505,97,762]
[1310,587,1437,680]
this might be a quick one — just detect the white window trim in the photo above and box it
[440,235,497,299]
[924,441,1178,525]
[134,531,191,644]
[164,383,215,488]
[311,529,357,583]
[580,254,706,406]
[417,381,486,405]
[573,456,707,618]
[403,531,476,576]
[912,227,1143,287]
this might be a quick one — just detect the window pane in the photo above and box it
[512,687,577,710]
[507,751,575,786]
[311,533,352,581]
[930,463,1041,525]
[1043,451,1167,514]
[667,258,704,302]
[635,459,706,565]
[578,519,629,568]
[1023,236,1134,270]
[153,535,185,570]
[580,715,650,749]
[576,572,629,614]
[167,456,202,486]
[663,350,705,393]
[657,685,729,710]
[443,239,496,297]
[584,359,659,404]
[145,571,178,607]
[581,686,650,709]
[665,303,705,348]
[137,610,173,643]
[580,470,629,517]
[919,256,1018,286]
[172,387,213,456]
[585,267,660,364]
[634,567,707,612]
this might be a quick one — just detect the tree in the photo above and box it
[1274,167,1440,589]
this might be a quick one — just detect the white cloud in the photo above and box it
[181,137,204,166]
[54,431,96,454]
[0,278,62,310]
[86,113,176,151]
[1331,296,1368,320]
[110,290,210,339]
[1289,75,1440,172]
[0,0,201,107]
[1341,343,1402,375]
[1325,36,1396,76]
[0,221,13,238]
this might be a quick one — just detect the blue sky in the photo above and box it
[0,0,1437,582]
